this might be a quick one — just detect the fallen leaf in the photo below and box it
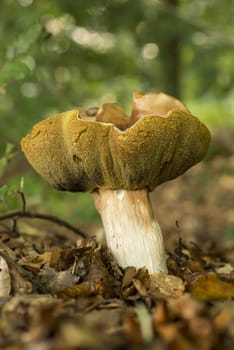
[188,273,234,300]
[121,267,151,300]
[39,266,80,293]
[122,309,142,345]
[122,267,137,288]
[54,322,103,350]
[132,278,148,297]
[9,264,32,294]
[49,247,62,268]
[214,309,232,330]
[56,281,104,298]
[212,300,234,336]
[152,300,169,326]
[18,251,52,273]
[150,273,185,298]
[167,293,204,320]
[215,263,234,274]
[85,254,118,298]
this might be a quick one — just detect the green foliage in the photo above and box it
[225,225,234,240]
[0,0,233,224]
[0,181,22,213]
[0,185,9,208]
[0,171,98,227]
[0,145,24,213]
[6,24,42,59]
[0,60,30,86]
[0,24,42,87]
[0,143,15,177]
[0,0,233,147]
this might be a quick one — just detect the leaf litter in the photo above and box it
[0,154,233,349]
[0,224,233,350]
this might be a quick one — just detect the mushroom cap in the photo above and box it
[21,92,210,192]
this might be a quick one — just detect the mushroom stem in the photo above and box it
[92,189,168,274]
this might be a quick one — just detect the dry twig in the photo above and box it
[0,210,88,240]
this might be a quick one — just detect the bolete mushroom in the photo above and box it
[21,92,210,274]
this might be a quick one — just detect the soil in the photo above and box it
[152,154,234,248]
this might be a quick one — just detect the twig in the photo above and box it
[0,210,89,240]
[176,220,185,253]
[17,190,26,214]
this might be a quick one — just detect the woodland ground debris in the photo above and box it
[0,210,233,350]
[0,146,233,349]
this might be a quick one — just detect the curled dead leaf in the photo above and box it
[122,267,137,288]
[121,267,151,300]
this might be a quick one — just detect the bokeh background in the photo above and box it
[0,0,233,245]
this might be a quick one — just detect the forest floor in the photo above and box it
[0,148,233,349]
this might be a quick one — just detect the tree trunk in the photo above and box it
[161,0,180,98]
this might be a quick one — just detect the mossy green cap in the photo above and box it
[21,92,211,192]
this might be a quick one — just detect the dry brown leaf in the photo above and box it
[210,300,234,338]
[214,309,233,331]
[101,248,123,280]
[132,278,148,297]
[121,267,151,300]
[56,281,104,298]
[167,293,204,320]
[152,300,169,326]
[9,264,32,294]
[18,251,52,273]
[1,294,57,316]
[188,316,215,340]
[85,254,118,298]
[76,238,97,250]
[50,246,62,268]
[150,273,185,298]
[122,309,143,345]
[32,251,52,265]
[39,266,80,293]
[156,322,180,342]
[215,263,234,274]
[122,266,137,288]
[188,272,234,300]
[54,322,102,350]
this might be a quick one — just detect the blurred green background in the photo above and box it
[0,0,233,231]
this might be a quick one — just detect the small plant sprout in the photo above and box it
[21,92,210,274]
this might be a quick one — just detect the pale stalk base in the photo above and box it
[92,189,168,274]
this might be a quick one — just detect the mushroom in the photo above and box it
[21,92,210,274]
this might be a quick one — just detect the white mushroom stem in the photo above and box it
[92,189,168,274]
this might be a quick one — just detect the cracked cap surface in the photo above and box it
[21,92,211,192]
